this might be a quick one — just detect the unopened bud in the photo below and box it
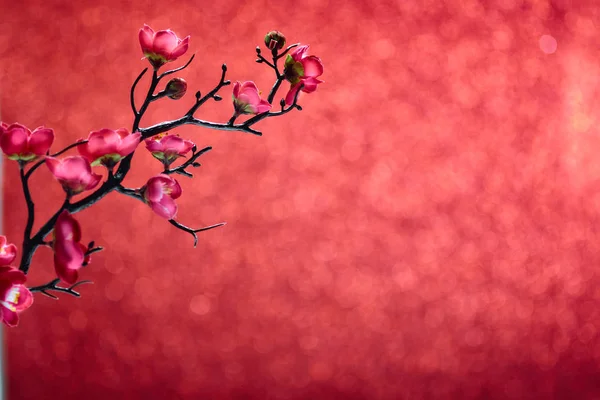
[264,31,286,51]
[165,77,187,100]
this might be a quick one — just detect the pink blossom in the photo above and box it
[232,81,272,116]
[78,128,141,168]
[141,174,182,219]
[53,211,88,284]
[0,236,17,266]
[145,134,195,167]
[139,24,190,69]
[0,266,33,327]
[0,123,54,162]
[283,45,324,105]
[46,156,102,195]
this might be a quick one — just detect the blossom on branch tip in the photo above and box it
[0,123,54,162]
[139,24,190,69]
[145,133,194,167]
[46,156,102,196]
[0,236,17,266]
[78,128,141,168]
[141,174,182,219]
[0,266,33,327]
[232,81,272,116]
[53,211,89,285]
[283,45,324,105]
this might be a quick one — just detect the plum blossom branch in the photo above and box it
[29,278,93,299]
[158,54,195,79]
[130,68,148,116]
[163,146,211,178]
[184,64,230,118]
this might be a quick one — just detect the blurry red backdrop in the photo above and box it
[2,0,600,399]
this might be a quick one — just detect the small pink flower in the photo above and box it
[0,122,8,135]
[78,128,141,168]
[232,81,272,116]
[141,174,182,219]
[0,236,17,266]
[46,156,102,196]
[0,123,54,162]
[145,134,195,167]
[139,24,190,69]
[0,266,33,327]
[53,211,88,284]
[283,45,324,105]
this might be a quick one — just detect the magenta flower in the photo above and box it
[46,156,102,196]
[0,122,7,134]
[53,211,88,284]
[141,174,182,219]
[139,24,190,69]
[0,236,17,266]
[78,128,141,168]
[0,266,33,327]
[145,134,195,167]
[0,123,54,162]
[232,81,272,116]
[283,45,324,105]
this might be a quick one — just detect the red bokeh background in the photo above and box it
[2,0,600,398]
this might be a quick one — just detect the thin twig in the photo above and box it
[163,146,212,178]
[130,68,148,116]
[29,279,93,299]
[158,54,195,80]
[168,220,226,247]
[184,64,230,118]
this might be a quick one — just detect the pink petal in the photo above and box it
[145,179,166,202]
[233,81,241,99]
[54,240,84,284]
[45,157,61,176]
[301,56,324,78]
[77,139,94,162]
[300,77,323,93]
[14,285,33,311]
[0,243,17,265]
[28,127,54,155]
[118,132,141,156]
[1,125,29,155]
[162,135,187,154]
[168,178,182,199]
[0,236,6,247]
[285,83,302,105]
[169,36,189,60]
[150,196,178,219]
[2,307,18,327]
[145,139,163,152]
[85,172,102,190]
[256,100,272,114]
[292,45,309,61]
[0,267,26,285]
[153,30,179,56]
[88,129,121,155]
[55,211,83,242]
[139,25,155,53]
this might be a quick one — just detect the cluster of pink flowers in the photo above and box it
[0,25,323,327]
[0,237,32,327]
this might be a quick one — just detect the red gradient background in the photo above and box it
[2,0,600,399]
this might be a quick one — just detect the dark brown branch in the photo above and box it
[184,64,230,118]
[168,220,226,247]
[29,279,93,299]
[130,68,148,116]
[163,146,212,178]
[158,54,195,80]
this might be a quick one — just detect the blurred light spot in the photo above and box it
[189,295,211,315]
[539,35,557,54]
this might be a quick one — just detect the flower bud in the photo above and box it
[165,77,187,100]
[264,31,286,51]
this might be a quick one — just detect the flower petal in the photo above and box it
[285,83,302,105]
[151,196,178,219]
[29,127,54,155]
[301,56,324,78]
[139,25,155,53]
[169,36,189,60]
[118,132,141,157]
[1,125,29,155]
[2,307,19,327]
[153,30,179,56]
